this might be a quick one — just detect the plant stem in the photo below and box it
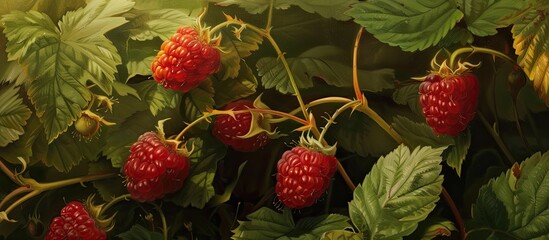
[285,97,354,119]
[448,46,515,69]
[0,158,17,183]
[247,108,309,126]
[100,193,132,216]
[352,27,364,101]
[356,105,404,144]
[152,204,168,240]
[478,112,516,165]
[265,0,274,30]
[311,127,356,191]
[318,100,361,143]
[0,186,31,210]
[441,187,466,240]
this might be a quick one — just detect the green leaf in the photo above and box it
[218,25,264,80]
[458,0,525,36]
[128,9,195,41]
[0,85,32,147]
[346,0,464,51]
[470,150,549,239]
[112,81,140,99]
[133,0,202,11]
[89,160,126,201]
[512,2,549,102]
[406,218,456,240]
[1,0,133,142]
[392,83,423,116]
[208,0,358,20]
[182,79,215,130]
[257,46,395,94]
[0,113,46,166]
[232,207,351,240]
[213,61,258,107]
[133,80,181,116]
[118,224,163,240]
[392,116,471,176]
[437,26,474,47]
[125,39,159,80]
[321,230,364,240]
[331,111,398,157]
[44,133,82,172]
[445,130,471,176]
[348,145,444,239]
[169,136,227,209]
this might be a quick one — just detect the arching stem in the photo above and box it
[448,46,515,69]
[318,100,361,143]
[352,27,364,102]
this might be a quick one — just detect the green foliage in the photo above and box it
[470,151,549,239]
[118,224,163,240]
[213,61,258,107]
[208,0,358,21]
[257,46,395,95]
[457,0,526,36]
[182,79,215,130]
[0,113,46,165]
[134,80,181,116]
[45,133,83,172]
[128,9,195,41]
[218,24,264,80]
[168,136,227,209]
[90,160,126,202]
[321,230,363,240]
[346,0,464,52]
[0,85,31,147]
[348,145,444,239]
[406,218,456,240]
[1,0,134,142]
[512,1,549,103]
[232,207,351,239]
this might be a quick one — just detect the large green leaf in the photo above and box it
[127,9,195,41]
[1,0,133,142]
[321,230,364,240]
[0,85,32,147]
[512,2,549,103]
[457,0,525,36]
[213,61,258,107]
[208,0,358,20]
[0,113,46,165]
[232,207,351,240]
[133,80,181,116]
[348,145,444,239]
[133,0,202,11]
[182,79,215,130]
[257,46,395,95]
[168,136,227,209]
[346,0,464,52]
[125,39,159,80]
[470,151,549,239]
[392,83,423,116]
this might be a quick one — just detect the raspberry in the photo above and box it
[212,100,270,152]
[124,131,190,202]
[275,146,338,209]
[419,73,479,136]
[151,26,220,92]
[45,201,106,240]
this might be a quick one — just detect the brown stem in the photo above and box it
[441,187,466,240]
[352,27,364,102]
[0,158,17,183]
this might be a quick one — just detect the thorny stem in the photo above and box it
[318,100,361,143]
[0,186,31,210]
[478,111,516,165]
[352,27,364,102]
[448,46,515,69]
[441,187,466,240]
[1,173,117,222]
[286,97,355,119]
[247,108,308,126]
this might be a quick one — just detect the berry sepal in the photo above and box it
[299,134,337,156]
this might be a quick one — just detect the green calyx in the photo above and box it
[299,134,337,156]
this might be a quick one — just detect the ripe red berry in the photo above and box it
[419,73,479,136]
[124,131,190,202]
[212,100,270,152]
[45,201,106,240]
[151,26,220,92]
[275,146,338,209]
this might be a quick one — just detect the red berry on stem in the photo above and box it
[45,201,106,240]
[212,100,270,152]
[275,146,338,209]
[419,73,479,136]
[151,26,220,92]
[124,131,190,202]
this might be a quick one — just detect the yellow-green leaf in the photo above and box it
[0,85,32,147]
